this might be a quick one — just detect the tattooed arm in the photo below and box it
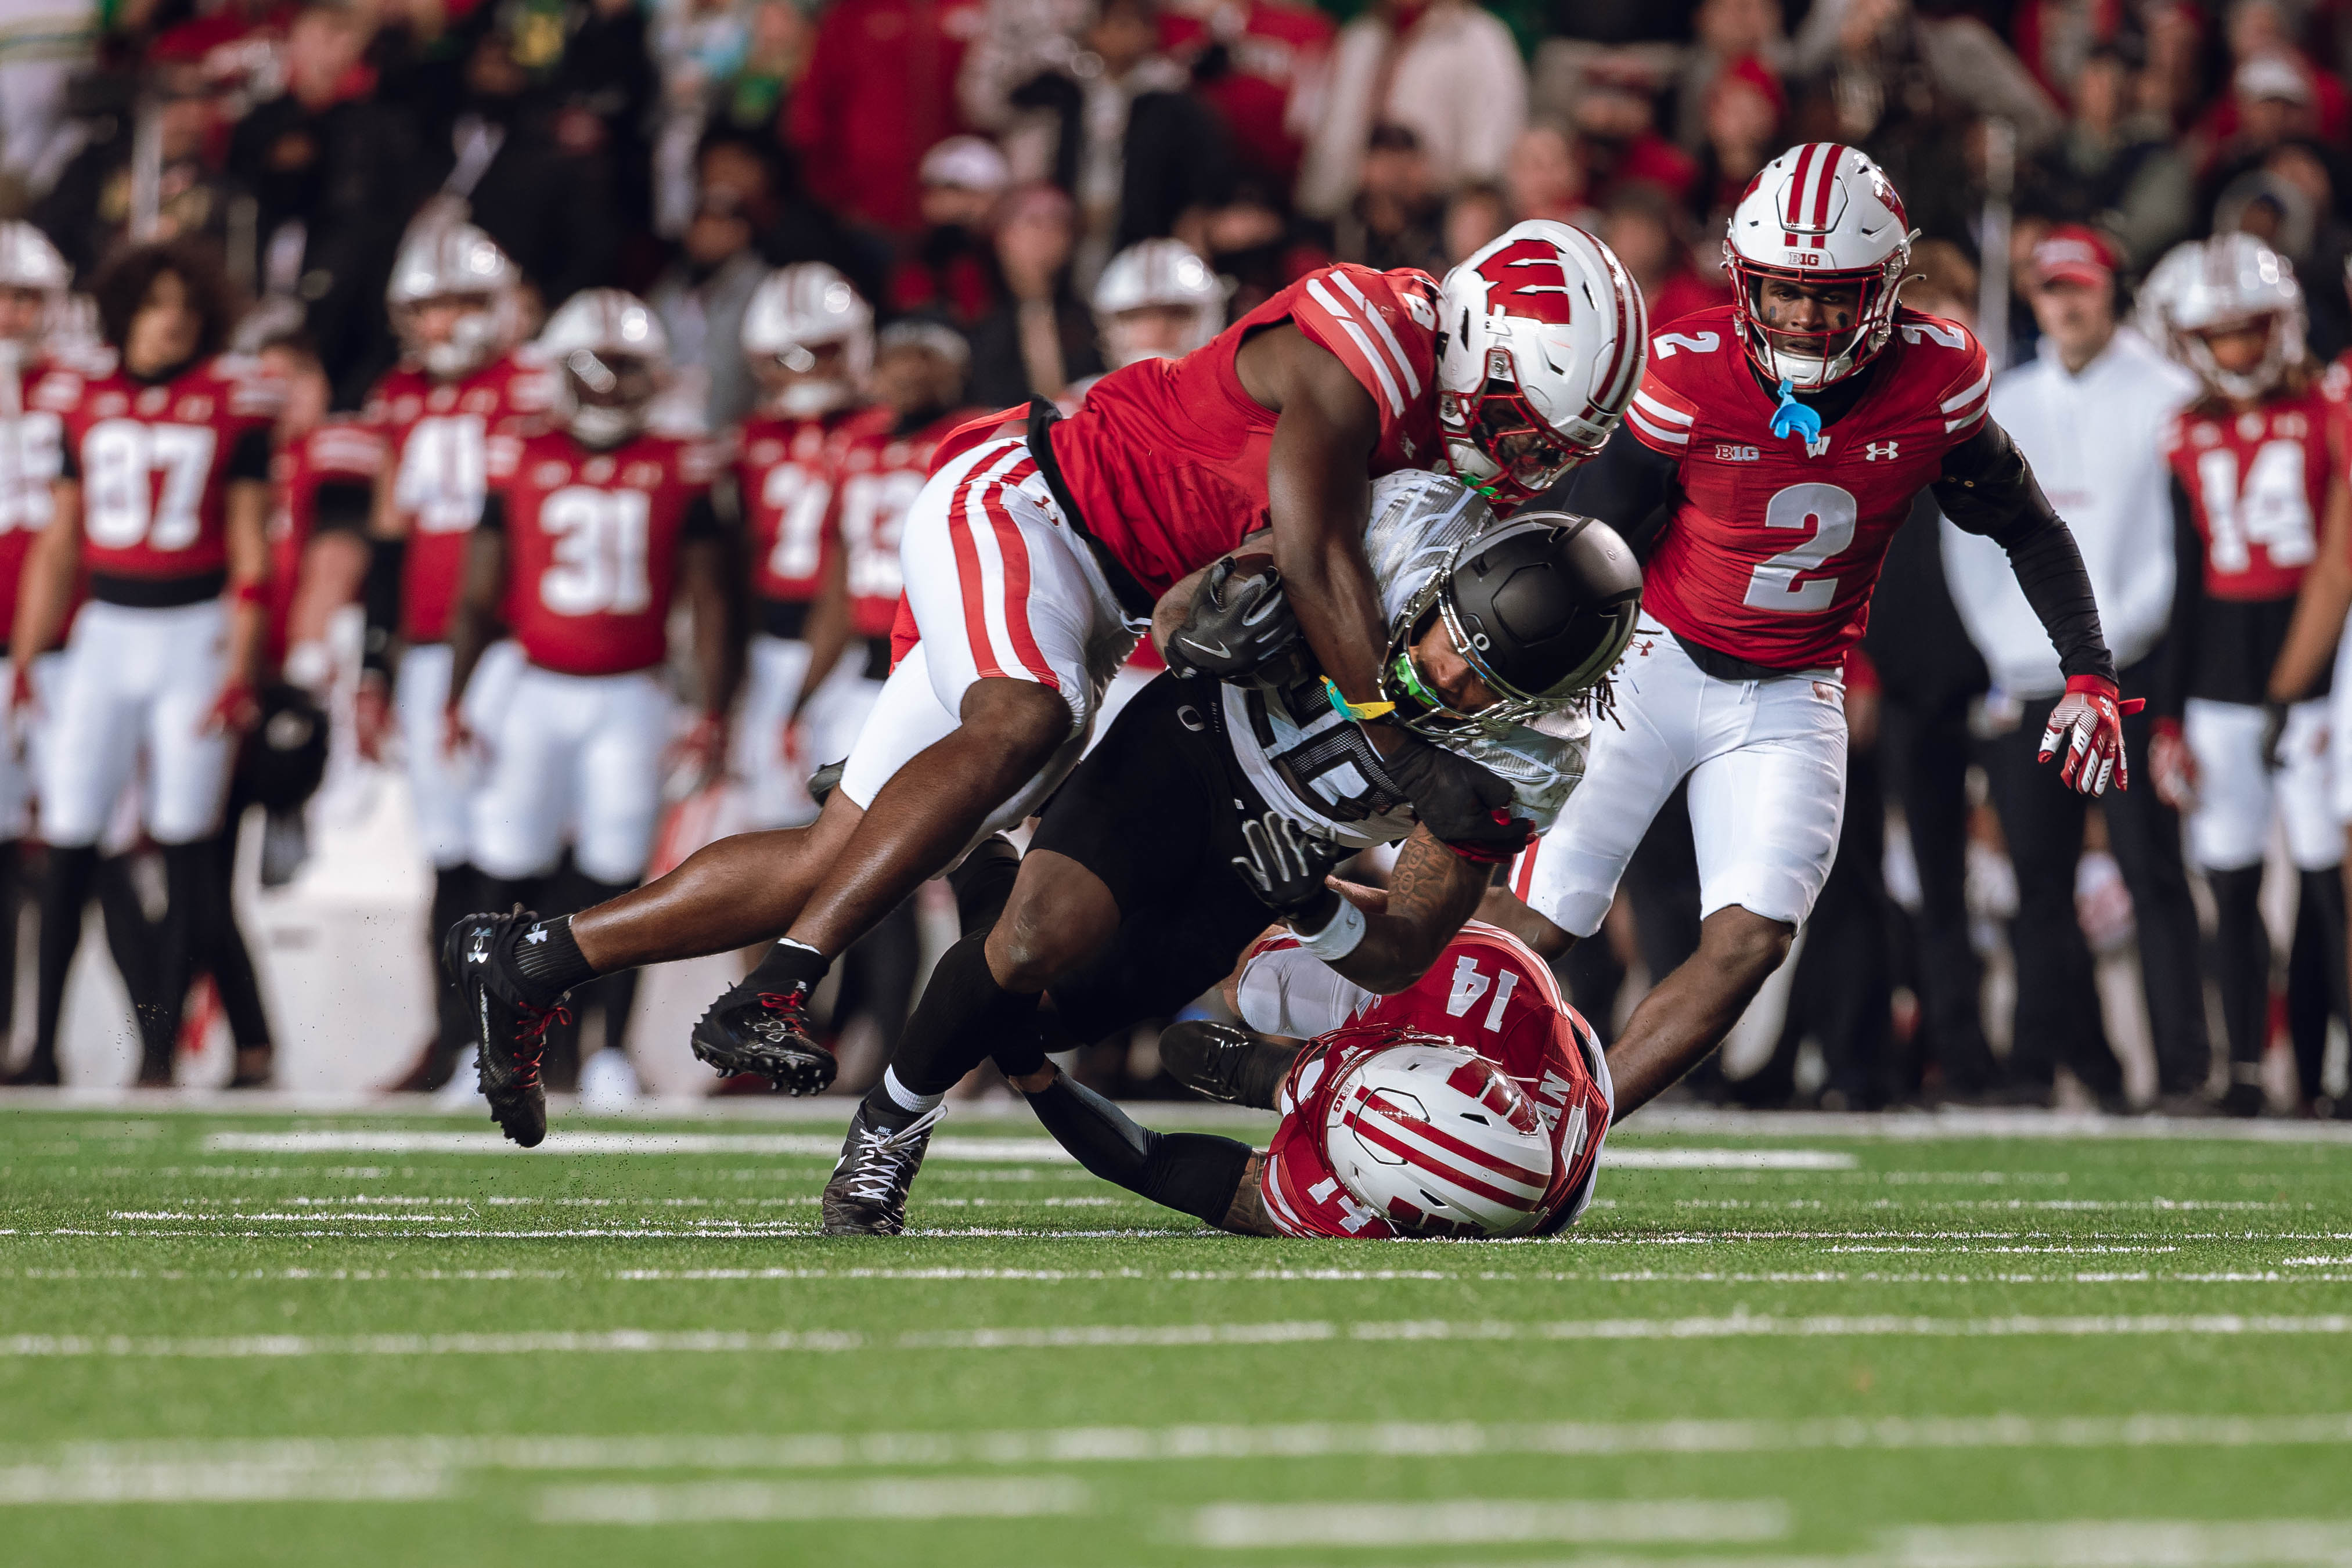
[1316,826,1486,993]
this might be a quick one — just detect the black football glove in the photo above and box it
[1165,556,1299,680]
[1231,810,1348,926]
[1379,731,1533,864]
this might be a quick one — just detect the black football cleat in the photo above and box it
[1158,1019,1300,1111]
[820,1101,946,1235]
[443,911,567,1148]
[690,980,837,1095]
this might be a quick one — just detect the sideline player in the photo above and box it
[1014,917,1612,1238]
[730,262,876,831]
[0,221,74,1083]
[9,240,279,1086]
[449,222,1649,1104]
[2143,236,2347,1117]
[444,290,739,1144]
[818,473,1640,1232]
[361,219,544,1090]
[1510,143,2133,1109]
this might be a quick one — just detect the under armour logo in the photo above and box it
[524,928,549,945]
[1865,441,1899,460]
[466,933,489,964]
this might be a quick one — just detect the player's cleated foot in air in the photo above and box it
[690,981,837,1095]
[1159,1020,1301,1111]
[821,1101,946,1235]
[443,911,569,1148]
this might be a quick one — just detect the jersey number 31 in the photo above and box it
[1744,482,1857,614]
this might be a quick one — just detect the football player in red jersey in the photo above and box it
[447,221,1648,1106]
[1511,144,2133,1116]
[1008,918,1612,1239]
[2179,237,2352,1116]
[443,290,740,1145]
[730,262,876,830]
[8,240,280,1087]
[360,220,546,1090]
[0,221,74,1084]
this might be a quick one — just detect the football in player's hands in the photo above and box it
[1166,553,1298,681]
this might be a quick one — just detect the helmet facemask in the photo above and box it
[1726,254,1903,391]
[1438,347,1596,507]
[2183,311,2301,402]
[398,291,510,382]
[751,336,861,418]
[559,348,660,448]
[1379,547,1563,741]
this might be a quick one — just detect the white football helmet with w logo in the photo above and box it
[1434,221,1645,506]
[1724,142,1914,391]
[1319,1030,1557,1237]
[2169,233,2307,401]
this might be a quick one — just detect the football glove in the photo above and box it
[1165,554,1299,680]
[2148,716,2197,812]
[1380,731,1534,863]
[1231,810,1347,926]
[2038,673,2142,796]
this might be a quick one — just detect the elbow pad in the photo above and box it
[1933,421,2058,543]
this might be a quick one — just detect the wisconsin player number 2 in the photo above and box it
[1742,481,1856,615]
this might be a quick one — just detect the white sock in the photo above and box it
[880,1066,945,1116]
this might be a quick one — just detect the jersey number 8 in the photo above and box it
[540,485,651,616]
[1744,482,1857,615]
[82,419,215,551]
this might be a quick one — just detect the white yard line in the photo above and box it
[11,1313,2352,1360]
[1888,1517,2352,1567]
[0,1462,452,1505]
[1189,1497,1789,1548]
[534,1475,1087,1525]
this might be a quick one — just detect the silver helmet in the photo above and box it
[742,262,874,417]
[387,218,520,380]
[0,221,71,348]
[2169,233,2307,401]
[1090,239,1226,369]
[539,289,669,448]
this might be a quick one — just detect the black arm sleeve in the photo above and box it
[474,492,507,534]
[361,536,406,679]
[311,478,373,536]
[229,427,274,482]
[2151,475,2203,722]
[680,492,725,542]
[1554,424,1681,560]
[1933,417,2117,686]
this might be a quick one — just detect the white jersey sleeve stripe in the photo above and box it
[1331,271,1422,398]
[1626,406,1691,446]
[1306,279,1405,417]
[1939,365,1991,413]
[1630,389,1694,427]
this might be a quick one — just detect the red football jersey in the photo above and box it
[51,354,280,582]
[2164,388,2335,602]
[487,426,718,677]
[735,408,862,607]
[268,420,384,664]
[366,351,550,641]
[1252,922,1612,1239]
[831,405,978,637]
[1625,305,1990,669]
[2,359,75,641]
[1049,262,1442,596]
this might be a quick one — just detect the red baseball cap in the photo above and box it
[2033,225,2117,289]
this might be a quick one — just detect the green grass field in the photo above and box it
[3,1100,2350,1566]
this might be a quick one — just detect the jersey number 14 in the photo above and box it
[2197,440,2314,572]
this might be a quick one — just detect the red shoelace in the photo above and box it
[510,1004,572,1088]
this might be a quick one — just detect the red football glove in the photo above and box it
[204,679,258,735]
[2038,673,2142,796]
[8,661,38,723]
[2148,715,2197,812]
[353,673,393,763]
[669,712,728,792]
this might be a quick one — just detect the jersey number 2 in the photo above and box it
[541,486,651,615]
[1743,482,1857,614]
[83,420,215,551]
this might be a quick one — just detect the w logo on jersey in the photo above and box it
[1474,240,1576,326]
